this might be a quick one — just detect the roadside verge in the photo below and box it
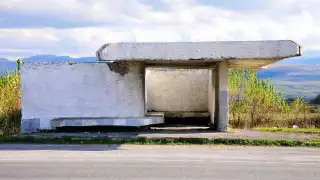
[1,135,319,147]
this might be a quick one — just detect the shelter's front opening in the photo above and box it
[145,68,211,126]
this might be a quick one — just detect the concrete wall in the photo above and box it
[146,68,209,112]
[208,69,215,121]
[21,62,145,130]
[21,63,216,131]
[98,41,301,62]
[214,62,229,131]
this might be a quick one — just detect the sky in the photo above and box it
[1,0,320,60]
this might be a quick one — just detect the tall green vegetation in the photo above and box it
[228,69,319,129]
[0,59,21,135]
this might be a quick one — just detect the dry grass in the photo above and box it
[229,113,320,129]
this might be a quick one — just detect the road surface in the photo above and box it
[0,144,319,180]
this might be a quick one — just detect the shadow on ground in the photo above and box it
[54,117,214,134]
[53,125,218,137]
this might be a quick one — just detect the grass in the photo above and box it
[0,135,319,147]
[255,127,320,134]
[229,112,320,129]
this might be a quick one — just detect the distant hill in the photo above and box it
[258,65,320,99]
[0,58,10,62]
[0,58,14,74]
[0,55,96,74]
[22,55,96,62]
[0,62,17,74]
[275,50,320,65]
[275,56,320,65]
[258,65,320,81]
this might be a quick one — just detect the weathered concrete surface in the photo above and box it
[208,69,215,125]
[21,62,146,131]
[51,116,164,129]
[0,145,319,180]
[146,68,209,112]
[214,62,229,131]
[97,41,301,66]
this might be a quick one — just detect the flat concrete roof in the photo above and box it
[96,40,301,68]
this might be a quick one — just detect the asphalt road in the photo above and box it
[0,144,319,180]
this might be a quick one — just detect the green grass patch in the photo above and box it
[0,135,319,147]
[255,127,320,134]
[227,127,234,132]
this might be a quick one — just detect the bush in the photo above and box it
[228,69,319,129]
[0,60,21,135]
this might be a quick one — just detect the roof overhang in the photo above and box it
[96,40,301,69]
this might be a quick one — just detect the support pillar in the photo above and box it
[214,61,229,131]
[208,69,215,127]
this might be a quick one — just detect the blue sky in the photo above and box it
[1,0,320,60]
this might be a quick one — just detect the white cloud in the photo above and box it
[0,0,151,24]
[1,0,320,59]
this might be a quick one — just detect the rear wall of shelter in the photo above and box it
[146,68,212,113]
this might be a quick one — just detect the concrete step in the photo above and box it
[51,116,165,129]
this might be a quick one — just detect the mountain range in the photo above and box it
[257,65,320,99]
[0,55,95,74]
[1,54,319,99]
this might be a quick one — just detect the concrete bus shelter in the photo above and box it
[21,40,301,133]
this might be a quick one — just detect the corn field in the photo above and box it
[0,61,319,135]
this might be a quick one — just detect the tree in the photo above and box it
[228,69,297,128]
